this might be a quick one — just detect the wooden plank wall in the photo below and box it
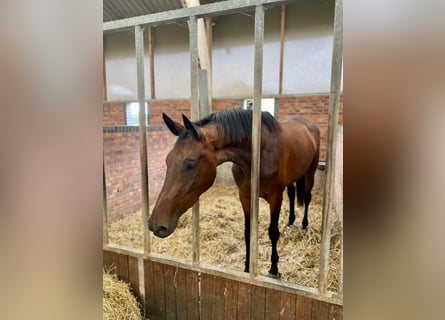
[103,250,343,320]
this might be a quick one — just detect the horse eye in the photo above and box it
[185,162,196,170]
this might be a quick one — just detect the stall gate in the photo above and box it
[103,247,342,320]
[103,0,343,319]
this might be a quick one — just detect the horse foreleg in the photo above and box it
[244,213,250,273]
[287,184,296,226]
[268,192,283,277]
[237,191,251,273]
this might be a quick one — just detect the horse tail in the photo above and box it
[296,176,305,207]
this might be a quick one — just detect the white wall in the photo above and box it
[282,0,336,94]
[152,23,190,99]
[105,31,141,101]
[104,0,337,101]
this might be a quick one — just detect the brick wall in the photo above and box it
[278,95,343,161]
[104,127,175,221]
[149,100,191,125]
[103,102,125,125]
[103,95,343,220]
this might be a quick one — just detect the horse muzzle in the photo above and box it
[148,215,177,238]
[153,225,171,238]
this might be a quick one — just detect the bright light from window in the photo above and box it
[126,102,149,126]
[243,98,275,116]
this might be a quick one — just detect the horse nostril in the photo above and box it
[155,226,168,238]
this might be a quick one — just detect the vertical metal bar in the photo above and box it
[205,17,213,112]
[148,26,156,99]
[318,0,343,294]
[338,230,343,294]
[103,36,108,101]
[198,69,211,117]
[190,15,200,265]
[103,159,109,245]
[135,24,151,255]
[278,5,285,95]
[249,4,264,278]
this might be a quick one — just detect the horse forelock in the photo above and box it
[192,109,281,145]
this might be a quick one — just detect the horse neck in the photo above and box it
[204,124,253,168]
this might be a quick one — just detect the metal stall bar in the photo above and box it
[103,159,109,244]
[339,231,343,294]
[189,15,201,266]
[318,0,343,294]
[249,4,265,278]
[135,25,151,255]
[104,0,300,32]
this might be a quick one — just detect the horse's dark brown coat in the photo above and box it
[149,109,320,276]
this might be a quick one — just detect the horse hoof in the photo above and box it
[267,272,281,279]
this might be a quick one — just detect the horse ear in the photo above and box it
[162,113,184,136]
[182,114,201,140]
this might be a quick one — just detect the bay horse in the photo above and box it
[148,109,320,277]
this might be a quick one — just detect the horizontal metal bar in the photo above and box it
[104,243,144,257]
[103,0,303,32]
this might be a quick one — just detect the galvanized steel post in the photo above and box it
[135,24,151,255]
[189,15,201,266]
[249,4,265,278]
[318,0,343,294]
[103,160,109,245]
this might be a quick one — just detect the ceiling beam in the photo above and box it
[184,0,212,110]
[103,0,302,32]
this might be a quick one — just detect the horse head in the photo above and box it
[148,113,217,238]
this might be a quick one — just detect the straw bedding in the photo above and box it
[109,183,342,292]
[103,268,144,320]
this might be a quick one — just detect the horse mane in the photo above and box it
[192,109,281,145]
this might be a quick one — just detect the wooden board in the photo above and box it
[296,295,313,320]
[103,250,115,270]
[328,304,343,320]
[144,259,155,319]
[200,272,214,319]
[237,282,252,319]
[186,269,200,319]
[265,288,281,320]
[312,299,330,320]
[223,278,238,320]
[103,250,343,320]
[128,256,139,298]
[211,275,226,320]
[251,285,266,320]
[163,264,177,320]
[174,267,188,320]
[116,252,129,283]
[279,291,297,319]
[152,261,166,319]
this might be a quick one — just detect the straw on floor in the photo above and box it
[109,183,342,292]
[103,268,144,320]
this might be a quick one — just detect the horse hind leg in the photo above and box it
[296,176,309,229]
[301,158,318,229]
[268,191,283,277]
[287,184,296,226]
